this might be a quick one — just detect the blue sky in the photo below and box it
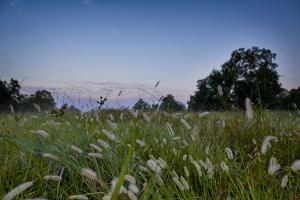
[1,0,300,106]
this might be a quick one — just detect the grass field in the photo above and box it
[0,109,300,199]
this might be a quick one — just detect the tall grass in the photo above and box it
[0,109,300,199]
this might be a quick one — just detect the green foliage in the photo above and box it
[0,79,56,112]
[133,98,150,111]
[286,87,300,109]
[0,79,23,111]
[0,110,300,199]
[159,94,185,112]
[188,47,285,111]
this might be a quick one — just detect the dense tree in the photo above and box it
[26,90,56,112]
[0,79,55,112]
[0,79,23,111]
[286,87,300,109]
[61,103,81,113]
[188,47,284,111]
[159,94,185,112]
[133,98,150,111]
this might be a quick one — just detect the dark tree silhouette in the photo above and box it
[160,94,185,112]
[0,79,23,111]
[133,98,150,111]
[188,47,284,111]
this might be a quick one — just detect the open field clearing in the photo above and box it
[1,110,300,199]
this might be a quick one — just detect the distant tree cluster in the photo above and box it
[2,47,300,113]
[133,94,185,112]
[188,47,300,111]
[1,79,59,113]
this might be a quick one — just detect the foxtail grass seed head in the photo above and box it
[291,160,300,172]
[184,166,190,177]
[191,160,202,177]
[220,161,229,172]
[184,114,191,119]
[172,170,179,179]
[183,154,187,161]
[127,191,138,200]
[138,165,150,173]
[89,144,102,153]
[70,145,83,154]
[142,113,151,123]
[109,114,114,121]
[225,147,234,160]
[268,157,281,175]
[180,118,191,130]
[172,148,177,155]
[102,193,112,200]
[198,160,207,169]
[33,103,41,112]
[261,136,278,154]
[128,109,138,118]
[120,113,124,120]
[199,111,209,117]
[155,173,164,186]
[155,81,160,87]
[125,175,136,185]
[3,181,34,200]
[217,85,223,96]
[172,177,185,191]
[107,119,118,130]
[42,153,59,161]
[206,158,214,179]
[68,195,89,200]
[32,130,49,138]
[97,139,110,149]
[172,112,182,118]
[136,139,145,147]
[9,104,14,113]
[172,136,181,141]
[245,97,253,120]
[180,176,189,190]
[163,138,167,144]
[128,183,139,194]
[81,168,97,181]
[157,157,167,168]
[87,153,103,159]
[205,146,210,155]
[102,129,119,142]
[44,175,62,182]
[281,174,288,188]
[147,159,161,174]
[166,122,174,136]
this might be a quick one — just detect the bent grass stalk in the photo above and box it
[111,125,138,200]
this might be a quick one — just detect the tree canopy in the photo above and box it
[0,79,56,112]
[159,94,185,112]
[133,98,150,111]
[188,47,288,111]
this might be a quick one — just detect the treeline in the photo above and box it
[1,47,300,113]
[187,47,300,111]
[0,79,79,113]
[134,47,300,112]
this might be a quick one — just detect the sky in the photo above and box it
[1,0,300,107]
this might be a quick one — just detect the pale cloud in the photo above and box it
[18,79,192,109]
[10,0,23,13]
[82,0,91,5]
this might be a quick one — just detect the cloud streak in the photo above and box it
[18,79,192,109]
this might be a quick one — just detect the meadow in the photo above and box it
[0,108,300,199]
